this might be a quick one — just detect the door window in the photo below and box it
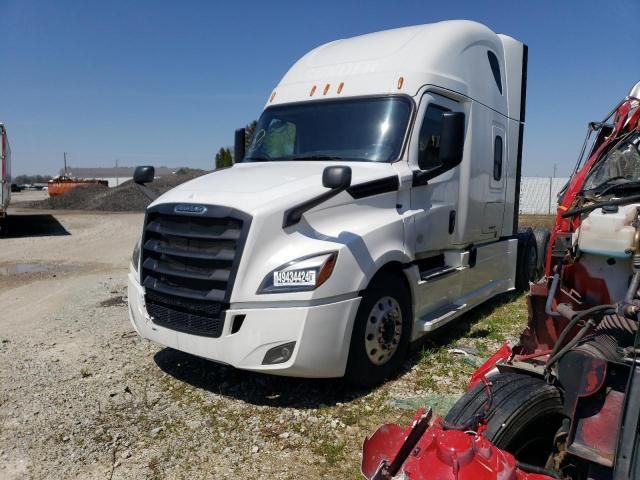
[417,105,449,170]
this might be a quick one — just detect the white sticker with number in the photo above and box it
[273,270,316,287]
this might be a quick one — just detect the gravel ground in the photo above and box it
[0,206,529,479]
[28,172,206,212]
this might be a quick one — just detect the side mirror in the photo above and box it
[234,128,246,163]
[322,165,352,190]
[282,165,353,228]
[439,112,465,169]
[133,166,155,184]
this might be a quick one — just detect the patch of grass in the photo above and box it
[312,438,347,466]
[148,456,163,480]
[412,292,528,394]
[336,407,360,426]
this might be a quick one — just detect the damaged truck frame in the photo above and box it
[128,20,539,386]
[362,85,640,478]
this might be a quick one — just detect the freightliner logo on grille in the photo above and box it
[174,204,207,214]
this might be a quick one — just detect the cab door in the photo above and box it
[482,123,506,235]
[409,92,466,257]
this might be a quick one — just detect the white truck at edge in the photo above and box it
[128,20,535,385]
[0,124,11,234]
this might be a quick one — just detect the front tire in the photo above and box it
[445,372,564,466]
[345,272,411,387]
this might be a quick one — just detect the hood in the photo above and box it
[151,161,398,215]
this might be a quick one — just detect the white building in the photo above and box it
[59,167,179,187]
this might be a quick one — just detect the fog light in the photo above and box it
[262,342,296,365]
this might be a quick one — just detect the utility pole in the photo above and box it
[63,152,68,176]
[115,159,119,187]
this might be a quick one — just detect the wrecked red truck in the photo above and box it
[362,83,640,480]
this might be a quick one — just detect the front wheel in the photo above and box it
[345,273,411,387]
[445,372,565,467]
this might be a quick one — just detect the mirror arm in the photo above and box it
[412,166,449,187]
[135,183,159,201]
[282,186,347,228]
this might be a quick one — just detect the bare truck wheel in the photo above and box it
[345,273,411,387]
[445,372,565,467]
[516,227,538,290]
[533,227,551,278]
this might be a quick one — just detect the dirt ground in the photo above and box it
[0,194,530,479]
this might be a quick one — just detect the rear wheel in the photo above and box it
[345,272,411,387]
[516,228,538,290]
[533,227,551,278]
[445,372,565,466]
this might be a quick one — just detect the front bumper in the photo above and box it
[128,273,361,378]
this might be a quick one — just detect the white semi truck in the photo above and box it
[0,124,11,235]
[128,20,538,386]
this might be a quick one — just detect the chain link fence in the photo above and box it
[519,177,570,215]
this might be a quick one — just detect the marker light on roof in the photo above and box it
[269,91,276,102]
[309,85,317,96]
[397,76,404,90]
[323,83,330,95]
[337,82,344,94]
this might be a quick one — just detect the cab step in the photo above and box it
[417,302,468,332]
[420,265,459,281]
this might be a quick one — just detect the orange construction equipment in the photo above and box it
[47,177,108,197]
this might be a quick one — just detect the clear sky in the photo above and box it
[1,0,638,176]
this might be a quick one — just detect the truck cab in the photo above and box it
[128,20,533,385]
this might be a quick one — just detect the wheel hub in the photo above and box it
[365,296,402,366]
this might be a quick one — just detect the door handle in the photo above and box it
[449,210,456,234]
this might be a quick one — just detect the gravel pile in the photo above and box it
[30,172,206,212]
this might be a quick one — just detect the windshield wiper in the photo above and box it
[598,179,640,196]
[243,156,271,162]
[580,176,630,198]
[588,175,628,190]
[291,154,345,161]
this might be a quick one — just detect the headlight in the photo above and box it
[132,238,141,272]
[258,252,338,293]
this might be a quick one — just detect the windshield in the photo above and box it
[583,133,640,191]
[244,97,412,163]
